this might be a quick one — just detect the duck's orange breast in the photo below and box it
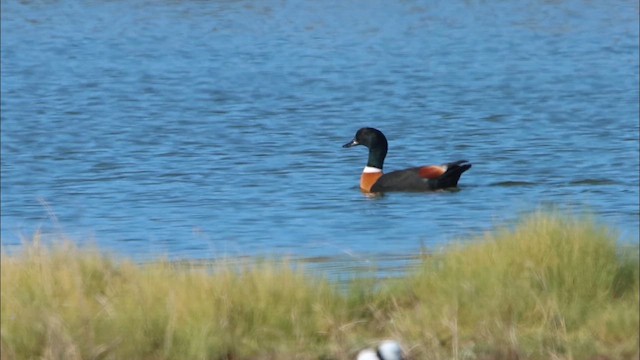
[360,172,383,192]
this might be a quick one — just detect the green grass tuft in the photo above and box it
[2,213,638,359]
[386,212,639,359]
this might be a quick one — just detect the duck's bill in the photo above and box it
[342,139,359,148]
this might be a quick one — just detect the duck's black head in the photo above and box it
[343,127,388,169]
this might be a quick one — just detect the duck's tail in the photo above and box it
[437,160,472,188]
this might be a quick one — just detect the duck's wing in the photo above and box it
[371,161,471,192]
[418,165,447,179]
[371,167,436,192]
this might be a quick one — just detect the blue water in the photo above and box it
[2,0,638,275]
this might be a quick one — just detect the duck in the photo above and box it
[356,340,405,360]
[343,127,471,193]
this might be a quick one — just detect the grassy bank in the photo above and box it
[1,213,638,359]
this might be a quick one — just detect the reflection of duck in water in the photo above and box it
[343,127,471,193]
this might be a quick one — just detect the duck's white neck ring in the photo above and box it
[363,166,382,173]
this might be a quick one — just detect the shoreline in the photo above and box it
[2,213,638,359]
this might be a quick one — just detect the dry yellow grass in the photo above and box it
[387,213,639,359]
[1,213,638,359]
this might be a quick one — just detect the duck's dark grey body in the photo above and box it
[370,160,471,192]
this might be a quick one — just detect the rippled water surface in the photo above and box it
[2,0,638,275]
